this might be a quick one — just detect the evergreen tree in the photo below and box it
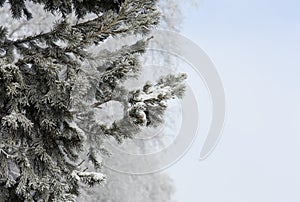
[0,0,186,201]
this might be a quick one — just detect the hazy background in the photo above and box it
[168,0,300,201]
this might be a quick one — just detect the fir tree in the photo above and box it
[0,0,186,201]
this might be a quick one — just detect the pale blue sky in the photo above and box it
[168,1,300,202]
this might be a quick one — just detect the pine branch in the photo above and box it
[91,95,112,108]
[1,0,159,55]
